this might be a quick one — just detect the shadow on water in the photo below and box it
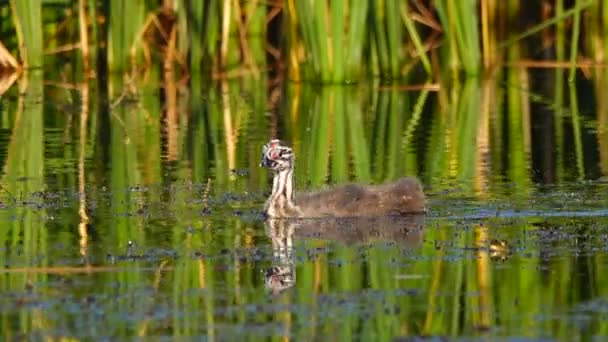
[1,66,608,340]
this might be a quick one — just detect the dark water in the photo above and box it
[1,69,608,340]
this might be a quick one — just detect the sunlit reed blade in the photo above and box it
[372,91,389,181]
[331,87,347,182]
[1,71,45,282]
[108,0,145,72]
[435,0,481,75]
[496,0,593,51]
[568,83,585,180]
[506,65,532,193]
[402,85,430,175]
[455,78,480,183]
[401,2,431,75]
[344,0,368,80]
[568,0,583,82]
[309,88,330,185]
[9,0,43,69]
[345,87,371,182]
[386,90,404,180]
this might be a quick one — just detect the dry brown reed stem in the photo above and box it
[410,0,442,32]
[132,15,158,68]
[78,0,90,72]
[9,0,26,68]
[130,7,186,76]
[266,1,282,25]
[507,59,607,68]
[234,0,259,78]
[481,0,496,69]
[44,43,81,55]
[43,80,81,90]
[78,82,90,258]
[164,22,179,161]
[474,225,492,330]
[0,41,20,70]
[476,78,492,197]
[221,79,236,173]
[378,83,440,91]
[0,265,169,274]
[1,76,26,176]
[0,70,19,96]
[220,0,231,68]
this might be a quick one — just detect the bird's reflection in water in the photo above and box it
[263,215,425,294]
[264,219,296,294]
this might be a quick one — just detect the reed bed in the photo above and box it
[0,0,606,83]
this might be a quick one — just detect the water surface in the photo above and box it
[1,68,607,340]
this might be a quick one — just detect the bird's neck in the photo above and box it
[265,165,299,218]
[271,167,295,203]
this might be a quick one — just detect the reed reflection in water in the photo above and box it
[0,65,607,340]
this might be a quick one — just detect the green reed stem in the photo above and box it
[401,86,430,171]
[497,0,593,50]
[385,0,402,78]
[568,83,585,180]
[370,1,387,77]
[372,92,389,181]
[308,88,330,185]
[330,0,344,82]
[345,88,371,181]
[401,3,430,75]
[456,78,480,182]
[331,87,348,182]
[108,0,145,72]
[554,0,566,181]
[204,1,220,59]
[10,0,43,68]
[436,0,481,75]
[344,0,368,80]
[568,0,582,82]
[386,90,403,179]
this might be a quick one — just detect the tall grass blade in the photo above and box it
[568,83,585,179]
[331,87,347,182]
[345,87,371,181]
[506,66,532,193]
[330,0,344,82]
[1,70,45,261]
[568,0,583,82]
[10,0,43,68]
[402,86,430,174]
[435,0,481,74]
[344,0,368,80]
[497,1,593,50]
[401,3,431,75]
[108,0,145,72]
